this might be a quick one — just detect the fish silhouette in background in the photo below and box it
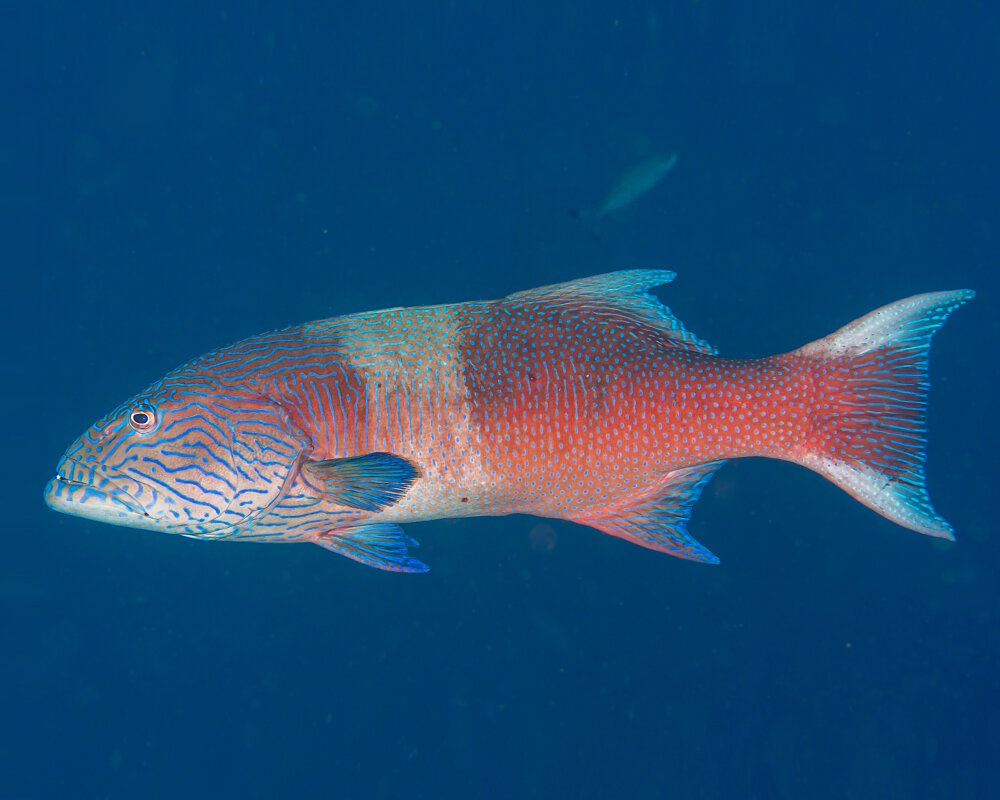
[597,153,678,219]
[45,271,973,573]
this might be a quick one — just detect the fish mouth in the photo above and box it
[44,460,166,532]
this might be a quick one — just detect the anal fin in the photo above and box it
[574,461,726,564]
[315,523,429,573]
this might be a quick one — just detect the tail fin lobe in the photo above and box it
[795,290,974,539]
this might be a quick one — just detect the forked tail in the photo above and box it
[793,289,974,538]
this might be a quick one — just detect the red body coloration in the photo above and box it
[459,299,814,518]
[450,277,897,533]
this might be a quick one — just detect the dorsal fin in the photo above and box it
[504,270,716,354]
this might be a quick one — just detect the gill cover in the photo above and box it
[200,391,316,537]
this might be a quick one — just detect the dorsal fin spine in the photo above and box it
[504,270,716,355]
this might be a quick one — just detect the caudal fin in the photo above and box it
[794,290,974,539]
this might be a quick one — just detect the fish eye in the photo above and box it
[129,405,158,433]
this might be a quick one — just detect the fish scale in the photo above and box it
[45,271,974,572]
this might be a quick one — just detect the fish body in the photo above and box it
[45,271,973,572]
[597,153,678,218]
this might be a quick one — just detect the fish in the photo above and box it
[597,153,678,218]
[44,271,974,573]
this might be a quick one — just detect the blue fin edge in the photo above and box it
[315,523,429,573]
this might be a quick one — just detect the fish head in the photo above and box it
[44,381,312,538]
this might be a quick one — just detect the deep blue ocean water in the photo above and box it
[3,3,996,798]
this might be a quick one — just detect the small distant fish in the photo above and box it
[45,271,973,574]
[597,153,678,218]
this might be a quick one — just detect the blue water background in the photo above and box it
[3,3,997,798]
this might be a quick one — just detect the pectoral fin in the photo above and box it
[574,461,726,564]
[315,523,429,573]
[302,452,419,511]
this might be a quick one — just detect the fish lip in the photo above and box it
[48,458,153,519]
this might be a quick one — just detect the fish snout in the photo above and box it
[43,456,161,530]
